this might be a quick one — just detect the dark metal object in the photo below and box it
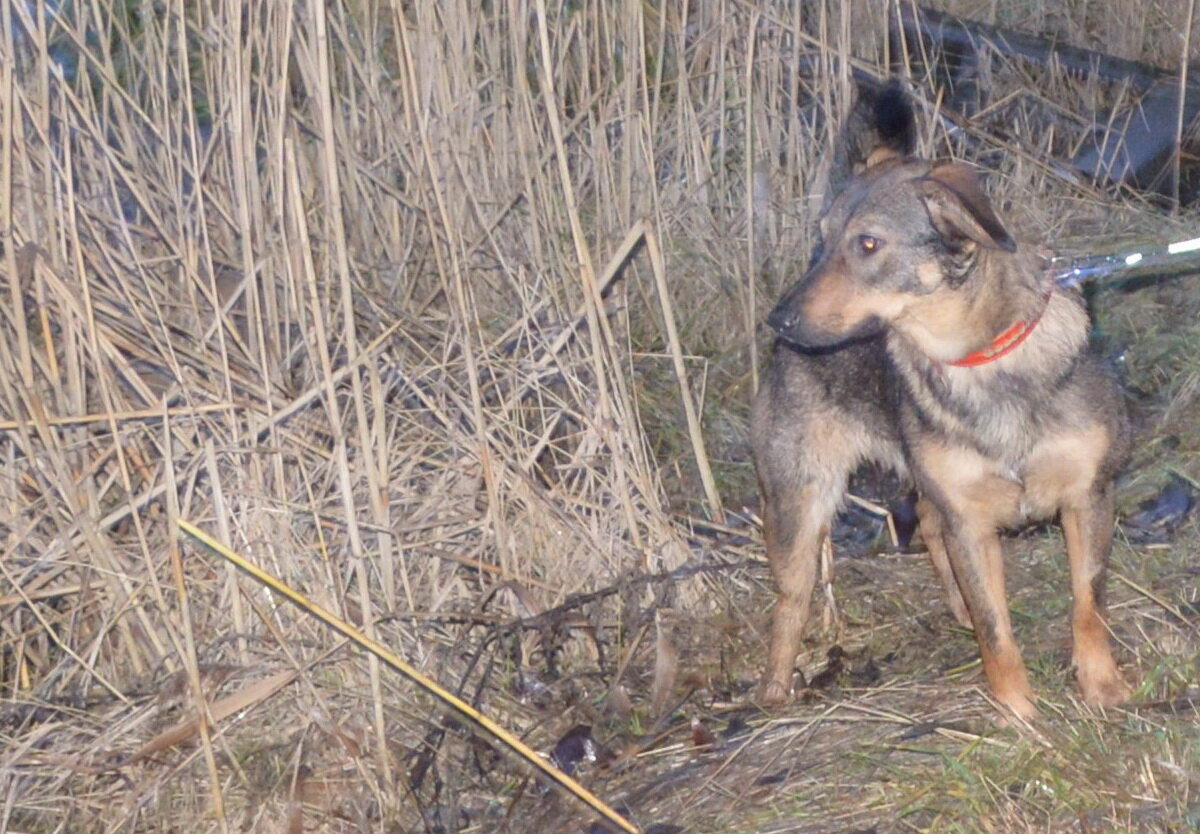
[1072,81,1200,197]
[893,5,1200,201]
[895,5,1184,91]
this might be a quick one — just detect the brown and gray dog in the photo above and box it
[753,82,1131,719]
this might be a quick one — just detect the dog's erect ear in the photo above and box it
[828,79,917,198]
[918,163,1017,253]
[873,81,917,157]
[858,82,918,170]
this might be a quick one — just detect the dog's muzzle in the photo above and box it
[765,289,839,348]
[765,291,883,349]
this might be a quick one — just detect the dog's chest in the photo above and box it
[901,360,1046,461]
[898,363,1110,521]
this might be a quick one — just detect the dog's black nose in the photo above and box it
[766,303,795,336]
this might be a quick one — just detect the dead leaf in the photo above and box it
[131,670,297,761]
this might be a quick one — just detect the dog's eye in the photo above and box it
[856,235,882,255]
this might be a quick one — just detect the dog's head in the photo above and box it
[768,88,1017,350]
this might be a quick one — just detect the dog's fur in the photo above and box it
[752,83,1131,719]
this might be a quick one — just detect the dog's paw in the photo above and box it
[755,679,793,707]
[1004,694,1039,722]
[1076,649,1131,708]
[993,693,1039,725]
[992,683,1039,722]
[1079,671,1132,708]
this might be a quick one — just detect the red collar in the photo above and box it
[945,292,1053,368]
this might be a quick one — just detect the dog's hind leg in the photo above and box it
[758,480,840,705]
[917,498,973,629]
[1062,485,1130,707]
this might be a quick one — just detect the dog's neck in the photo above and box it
[893,247,1051,366]
[946,283,1053,368]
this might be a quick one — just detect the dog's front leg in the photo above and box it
[940,519,1037,719]
[1061,485,1130,707]
[759,483,838,705]
[914,443,1037,718]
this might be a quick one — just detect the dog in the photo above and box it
[752,82,1131,719]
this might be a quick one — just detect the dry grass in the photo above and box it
[2,0,1200,832]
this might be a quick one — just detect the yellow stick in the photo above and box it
[177,518,641,834]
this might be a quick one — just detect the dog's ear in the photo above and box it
[918,163,1017,253]
[857,81,917,171]
[872,81,917,158]
[829,79,917,197]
